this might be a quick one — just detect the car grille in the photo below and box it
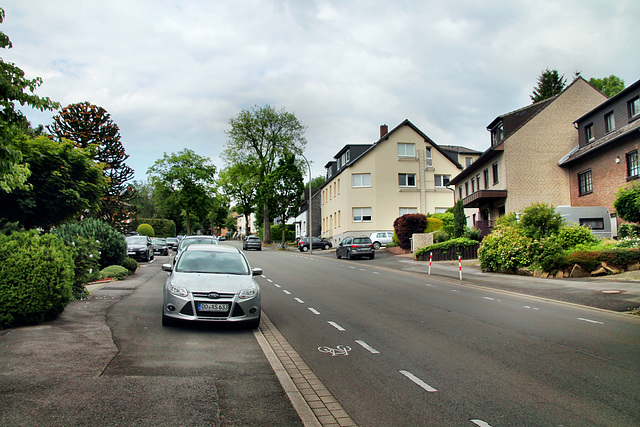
[180,302,194,316]
[192,292,235,299]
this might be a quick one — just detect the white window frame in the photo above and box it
[353,207,372,222]
[397,143,415,157]
[398,173,416,187]
[399,207,417,216]
[434,174,451,188]
[426,147,433,167]
[352,173,371,188]
[605,112,615,133]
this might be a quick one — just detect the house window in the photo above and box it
[578,170,593,196]
[353,207,372,222]
[426,147,433,167]
[398,143,415,157]
[627,150,639,178]
[434,174,451,187]
[585,124,594,143]
[352,173,371,188]
[458,186,463,199]
[629,97,640,119]
[471,177,475,193]
[341,150,350,165]
[605,112,615,133]
[399,207,417,216]
[476,174,481,189]
[484,169,489,189]
[492,162,499,185]
[398,173,416,187]
[465,157,473,167]
[491,123,504,146]
[465,182,469,197]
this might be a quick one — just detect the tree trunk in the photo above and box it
[186,212,191,235]
[244,213,251,235]
[263,204,271,243]
[281,214,286,242]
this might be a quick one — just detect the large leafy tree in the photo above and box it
[218,161,261,235]
[256,152,304,242]
[0,8,59,193]
[531,68,566,103]
[48,102,135,225]
[223,105,306,243]
[614,183,640,224]
[147,149,217,235]
[589,75,625,98]
[0,136,106,230]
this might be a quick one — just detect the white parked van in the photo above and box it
[555,206,616,239]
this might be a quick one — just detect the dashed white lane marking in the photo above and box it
[471,420,493,427]
[523,306,539,310]
[451,290,460,293]
[294,297,304,304]
[283,290,291,295]
[399,370,437,392]
[578,317,604,325]
[355,340,380,354]
[373,272,379,274]
[328,321,346,331]
[267,279,273,283]
[274,284,281,288]
[308,308,321,315]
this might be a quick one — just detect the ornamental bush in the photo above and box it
[424,217,444,234]
[415,237,479,258]
[478,225,532,272]
[100,265,130,280]
[557,224,597,249]
[52,224,101,299]
[519,203,563,240]
[394,214,428,250]
[137,223,155,237]
[121,257,138,274]
[0,231,74,329]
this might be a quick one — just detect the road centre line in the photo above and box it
[399,370,437,392]
[266,279,273,282]
[578,317,604,325]
[274,284,281,288]
[328,321,346,331]
[308,308,320,315]
[294,297,304,304]
[283,290,291,295]
[355,340,380,354]
[471,420,493,427]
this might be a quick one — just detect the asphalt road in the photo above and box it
[242,245,640,426]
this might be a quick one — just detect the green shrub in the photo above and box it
[539,252,570,273]
[557,224,597,248]
[614,183,640,223]
[137,223,155,237]
[58,218,126,269]
[0,231,74,329]
[433,230,450,243]
[394,213,428,250]
[100,265,130,280]
[619,223,640,239]
[463,227,481,242]
[415,237,479,258]
[269,223,296,242]
[478,225,532,272]
[529,236,564,270]
[566,251,604,272]
[424,217,444,234]
[129,218,176,237]
[52,225,101,299]
[121,257,138,274]
[519,203,563,240]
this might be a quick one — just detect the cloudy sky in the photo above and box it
[3,0,638,182]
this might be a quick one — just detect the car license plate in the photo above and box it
[127,251,135,255]
[198,303,229,312]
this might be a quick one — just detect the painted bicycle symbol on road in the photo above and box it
[318,345,351,356]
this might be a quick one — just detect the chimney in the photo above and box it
[380,124,388,138]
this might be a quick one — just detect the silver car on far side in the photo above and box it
[161,244,262,328]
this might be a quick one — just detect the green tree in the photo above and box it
[307,176,325,188]
[0,136,106,230]
[257,152,304,242]
[130,180,157,218]
[0,8,59,193]
[218,161,260,235]
[589,75,625,98]
[223,105,307,243]
[531,68,566,103]
[519,203,563,240]
[147,149,217,235]
[614,183,640,224]
[48,102,135,225]
[452,200,466,238]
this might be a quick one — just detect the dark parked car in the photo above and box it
[336,236,375,260]
[298,237,332,252]
[152,238,169,255]
[243,235,262,251]
[166,237,178,250]
[126,235,155,262]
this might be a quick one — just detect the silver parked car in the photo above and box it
[368,231,394,250]
[161,244,262,328]
[243,235,262,251]
[336,236,375,260]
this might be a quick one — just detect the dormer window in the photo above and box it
[585,123,594,143]
[605,112,615,133]
[491,123,504,146]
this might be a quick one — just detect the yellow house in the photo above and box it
[320,120,480,245]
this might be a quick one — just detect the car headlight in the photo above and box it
[238,287,258,300]
[169,283,188,297]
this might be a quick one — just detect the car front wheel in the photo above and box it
[324,244,330,250]
[336,250,341,259]
[373,242,381,250]
[302,245,309,252]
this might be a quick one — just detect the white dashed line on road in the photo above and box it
[471,420,493,427]
[283,290,291,295]
[294,298,304,304]
[308,308,321,315]
[578,317,604,325]
[328,321,346,331]
[399,370,437,392]
[355,340,380,354]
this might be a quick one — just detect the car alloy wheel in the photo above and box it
[373,242,381,250]
[324,244,330,250]
[302,245,309,252]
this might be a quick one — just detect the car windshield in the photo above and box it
[179,238,219,250]
[127,236,148,245]
[176,251,249,275]
[353,238,371,244]
[153,238,166,244]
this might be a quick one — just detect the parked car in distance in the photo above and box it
[368,231,394,250]
[336,236,375,260]
[243,235,262,251]
[152,238,169,256]
[298,236,332,252]
[176,235,219,255]
[126,235,155,262]
[161,244,262,328]
[166,237,178,251]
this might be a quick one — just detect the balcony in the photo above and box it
[462,189,507,208]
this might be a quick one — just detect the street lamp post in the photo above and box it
[300,153,312,254]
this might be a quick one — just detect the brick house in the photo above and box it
[448,78,606,234]
[319,120,481,246]
[559,78,640,216]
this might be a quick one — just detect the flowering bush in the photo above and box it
[479,225,532,272]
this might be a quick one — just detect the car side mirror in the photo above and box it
[252,268,263,276]
[162,263,173,272]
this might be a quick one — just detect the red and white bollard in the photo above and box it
[428,252,433,275]
[458,255,462,281]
